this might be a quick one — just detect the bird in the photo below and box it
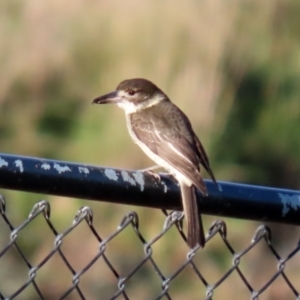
[92,78,217,248]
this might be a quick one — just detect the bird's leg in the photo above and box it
[139,165,162,181]
[140,167,177,184]
[139,165,161,172]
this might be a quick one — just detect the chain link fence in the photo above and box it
[1,192,300,300]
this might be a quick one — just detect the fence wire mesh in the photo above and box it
[0,193,300,300]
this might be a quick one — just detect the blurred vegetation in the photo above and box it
[0,0,300,299]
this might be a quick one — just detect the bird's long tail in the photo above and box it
[180,183,205,248]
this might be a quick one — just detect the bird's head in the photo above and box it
[93,78,167,114]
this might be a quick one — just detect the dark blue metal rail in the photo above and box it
[0,152,299,225]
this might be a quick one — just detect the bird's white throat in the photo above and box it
[117,93,165,114]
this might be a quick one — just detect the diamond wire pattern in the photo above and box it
[0,194,300,300]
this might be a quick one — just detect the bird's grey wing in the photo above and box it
[130,115,207,194]
[193,135,218,185]
[177,110,218,185]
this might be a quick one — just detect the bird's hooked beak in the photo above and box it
[92,91,122,105]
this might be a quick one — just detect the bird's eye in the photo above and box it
[128,90,135,96]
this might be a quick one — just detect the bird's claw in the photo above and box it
[144,170,161,182]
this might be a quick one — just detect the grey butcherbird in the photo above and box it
[93,78,217,248]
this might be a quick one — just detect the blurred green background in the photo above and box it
[1,0,300,299]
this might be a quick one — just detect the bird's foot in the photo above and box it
[139,165,162,182]
[144,170,161,182]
